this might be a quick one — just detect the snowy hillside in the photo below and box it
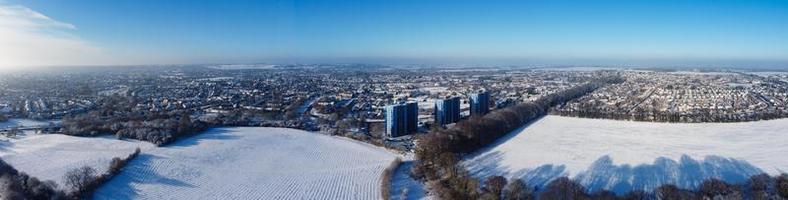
[0,134,155,191]
[464,115,788,194]
[94,127,398,200]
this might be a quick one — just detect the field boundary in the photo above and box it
[381,158,402,200]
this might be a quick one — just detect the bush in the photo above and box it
[655,184,695,200]
[108,148,140,174]
[481,176,507,200]
[620,190,649,200]
[590,190,617,200]
[778,174,788,198]
[698,178,739,198]
[747,173,771,199]
[540,177,589,200]
[503,178,533,200]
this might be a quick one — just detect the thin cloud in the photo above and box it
[0,4,109,69]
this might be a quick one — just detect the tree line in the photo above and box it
[61,111,209,146]
[381,158,402,200]
[0,158,66,199]
[471,174,788,200]
[411,77,623,199]
[64,148,141,199]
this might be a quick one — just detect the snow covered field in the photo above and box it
[94,127,398,200]
[464,115,788,194]
[0,134,154,190]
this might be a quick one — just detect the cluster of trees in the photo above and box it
[412,78,622,200]
[64,148,140,199]
[58,96,210,145]
[202,109,303,128]
[62,112,209,146]
[113,115,208,145]
[0,158,67,200]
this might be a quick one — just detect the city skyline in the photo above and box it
[2,1,788,198]
[1,0,788,69]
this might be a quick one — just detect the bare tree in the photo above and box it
[503,178,533,200]
[540,177,589,200]
[779,174,788,198]
[64,166,96,193]
[482,176,507,200]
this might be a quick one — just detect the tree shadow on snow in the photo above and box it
[93,154,196,199]
[390,160,429,200]
[465,151,568,189]
[166,128,241,148]
[464,116,545,159]
[466,153,764,195]
[575,155,763,195]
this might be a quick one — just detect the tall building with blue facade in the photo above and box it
[386,102,419,138]
[470,91,491,116]
[434,96,460,126]
[386,104,407,138]
[406,102,418,133]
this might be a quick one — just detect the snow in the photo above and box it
[207,64,277,70]
[668,71,738,75]
[94,127,398,200]
[748,71,788,78]
[464,115,788,194]
[0,118,55,129]
[390,155,430,200]
[419,87,448,94]
[0,134,155,191]
[534,67,616,71]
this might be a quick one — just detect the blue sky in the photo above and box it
[2,0,787,68]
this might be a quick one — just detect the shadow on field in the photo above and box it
[463,116,545,160]
[167,128,240,148]
[93,154,195,199]
[390,160,428,200]
[0,139,11,152]
[466,153,764,195]
[465,151,568,188]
